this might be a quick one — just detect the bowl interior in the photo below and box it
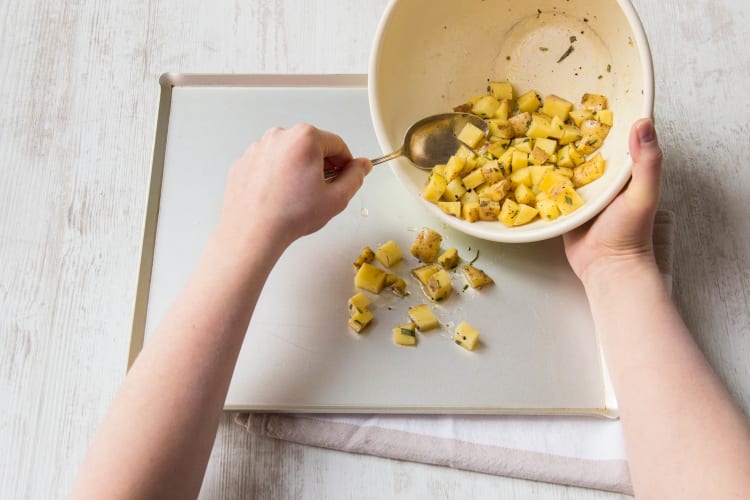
[369,0,653,242]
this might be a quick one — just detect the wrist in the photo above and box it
[209,219,289,275]
[580,253,661,294]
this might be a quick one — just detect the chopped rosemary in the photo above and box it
[469,250,480,265]
[400,328,415,337]
[557,45,575,63]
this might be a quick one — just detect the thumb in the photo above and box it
[329,157,372,201]
[625,118,663,213]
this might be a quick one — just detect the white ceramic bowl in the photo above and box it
[369,0,654,243]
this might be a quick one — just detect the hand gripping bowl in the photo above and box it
[368,0,654,243]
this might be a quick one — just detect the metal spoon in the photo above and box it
[324,112,489,181]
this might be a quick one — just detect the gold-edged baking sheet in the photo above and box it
[130,74,615,416]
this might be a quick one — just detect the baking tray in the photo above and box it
[130,73,616,416]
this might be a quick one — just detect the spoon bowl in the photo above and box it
[325,112,488,180]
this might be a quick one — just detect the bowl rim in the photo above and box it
[368,0,655,243]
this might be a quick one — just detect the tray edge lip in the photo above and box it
[159,72,368,88]
[226,404,618,419]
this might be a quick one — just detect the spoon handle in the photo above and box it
[370,147,404,165]
[323,147,403,181]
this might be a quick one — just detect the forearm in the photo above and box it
[584,260,750,499]
[72,228,285,500]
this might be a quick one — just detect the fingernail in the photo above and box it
[638,120,656,143]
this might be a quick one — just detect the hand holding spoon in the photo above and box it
[324,112,489,181]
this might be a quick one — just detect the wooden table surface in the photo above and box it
[1,0,748,498]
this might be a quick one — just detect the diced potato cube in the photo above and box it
[529,146,549,165]
[423,172,447,203]
[438,247,460,269]
[487,140,509,158]
[453,102,472,114]
[556,186,585,215]
[597,109,614,126]
[462,265,494,289]
[393,323,417,346]
[542,94,574,121]
[482,160,505,189]
[581,119,612,142]
[511,150,528,171]
[412,264,440,286]
[527,113,553,139]
[517,90,542,112]
[554,167,574,178]
[559,125,582,146]
[437,201,461,218]
[348,292,371,316]
[408,304,440,332]
[534,138,558,156]
[453,321,480,351]
[494,99,512,120]
[511,137,534,153]
[442,177,467,202]
[539,170,574,199]
[488,81,514,101]
[514,184,536,205]
[509,166,532,187]
[427,269,453,301]
[499,198,520,226]
[568,146,585,166]
[556,145,574,168]
[467,94,484,106]
[444,155,467,182]
[478,200,501,221]
[462,168,486,190]
[480,179,511,202]
[573,153,606,187]
[354,263,387,294]
[529,165,554,188]
[576,135,603,156]
[461,190,479,205]
[353,246,375,270]
[508,112,531,136]
[410,227,443,263]
[348,309,374,333]
[375,240,403,268]
[384,273,408,296]
[548,116,565,140]
[536,198,560,221]
[497,148,514,174]
[513,203,539,226]
[471,96,501,119]
[454,145,476,159]
[569,109,594,127]
[581,93,608,111]
[487,119,515,139]
[462,201,481,222]
[432,164,447,178]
